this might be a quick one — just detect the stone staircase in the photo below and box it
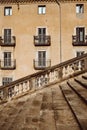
[0,73,87,130]
[0,54,87,130]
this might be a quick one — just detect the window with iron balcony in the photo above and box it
[1,52,16,70]
[72,27,87,46]
[0,29,16,47]
[34,51,51,70]
[34,28,51,46]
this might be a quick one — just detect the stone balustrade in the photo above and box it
[0,53,87,102]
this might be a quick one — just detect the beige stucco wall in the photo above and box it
[61,2,87,61]
[0,1,87,85]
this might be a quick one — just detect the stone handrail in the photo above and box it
[0,53,87,102]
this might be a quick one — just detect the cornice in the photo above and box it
[0,0,86,4]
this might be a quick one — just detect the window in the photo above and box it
[2,77,12,86]
[38,28,46,44]
[76,4,84,14]
[4,29,11,44]
[3,52,12,67]
[38,51,46,67]
[38,5,46,14]
[4,7,12,16]
[38,28,46,35]
[76,27,85,42]
[76,51,85,57]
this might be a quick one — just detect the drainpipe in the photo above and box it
[55,0,62,63]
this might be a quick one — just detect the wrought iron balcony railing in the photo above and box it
[0,59,16,70]
[0,36,16,46]
[33,59,51,70]
[72,35,87,46]
[34,35,51,46]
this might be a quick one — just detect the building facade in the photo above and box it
[0,0,87,86]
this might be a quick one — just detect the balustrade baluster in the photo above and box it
[27,80,30,90]
[49,71,52,82]
[35,78,38,89]
[35,77,39,88]
[50,70,56,82]
[67,65,72,76]
[54,69,60,81]
[72,62,78,71]
[46,71,50,83]
[3,87,8,101]
[78,61,82,71]
[83,58,87,70]
[40,75,44,86]
[32,78,36,90]
[29,79,32,90]
[22,82,26,92]
[51,71,54,82]
[29,78,36,91]
[69,64,74,74]
[19,83,23,94]
[0,90,4,101]
[54,69,59,80]
[38,77,42,87]
[25,80,29,91]
[58,67,63,79]
[66,65,69,75]
[63,66,67,77]
[81,59,85,70]
[22,81,29,92]
[18,84,22,94]
[14,84,19,95]
[8,86,14,98]
[44,74,48,85]
[63,66,66,77]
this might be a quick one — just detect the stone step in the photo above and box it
[67,79,87,104]
[60,83,87,130]
[51,87,80,130]
[75,76,87,89]
[82,73,87,80]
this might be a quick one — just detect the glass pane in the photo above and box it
[76,4,83,13]
[38,51,46,67]
[4,29,11,44]
[76,6,79,13]
[38,7,42,14]
[4,52,11,67]
[43,7,46,14]
[5,9,9,15]
[79,28,84,42]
